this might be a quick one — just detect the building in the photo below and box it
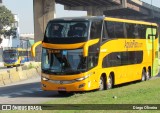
[0,14,20,49]
[20,33,34,50]
[0,0,2,5]
[0,14,20,63]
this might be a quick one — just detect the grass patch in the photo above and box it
[28,63,35,69]
[42,78,160,113]
[45,78,160,105]
[1,78,160,113]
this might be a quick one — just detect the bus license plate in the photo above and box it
[58,87,66,91]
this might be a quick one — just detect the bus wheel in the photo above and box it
[107,75,113,90]
[99,76,105,91]
[141,69,146,81]
[146,69,151,80]
[7,66,11,68]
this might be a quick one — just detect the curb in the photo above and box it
[0,62,41,86]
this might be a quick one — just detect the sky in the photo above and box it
[2,0,160,34]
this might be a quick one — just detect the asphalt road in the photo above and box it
[0,77,60,104]
[0,67,159,104]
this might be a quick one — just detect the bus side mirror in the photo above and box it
[31,41,42,57]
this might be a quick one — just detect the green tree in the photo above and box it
[0,6,16,44]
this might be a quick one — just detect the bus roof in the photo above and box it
[50,16,157,26]
[49,16,104,22]
[105,17,157,26]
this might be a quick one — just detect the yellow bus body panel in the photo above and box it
[39,17,159,92]
[41,68,101,91]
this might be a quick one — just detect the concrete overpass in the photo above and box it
[1,0,160,41]
[2,0,160,60]
[33,0,160,60]
[34,0,160,42]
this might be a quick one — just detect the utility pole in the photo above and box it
[0,0,2,6]
[0,0,3,7]
[151,0,154,19]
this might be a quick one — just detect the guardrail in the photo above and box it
[0,62,41,86]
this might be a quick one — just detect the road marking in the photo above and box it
[0,87,43,98]
[31,88,42,92]
[21,90,35,94]
[9,92,23,95]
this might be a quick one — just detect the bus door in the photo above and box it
[147,26,159,76]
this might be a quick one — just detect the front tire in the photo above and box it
[99,76,105,91]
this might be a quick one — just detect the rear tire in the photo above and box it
[141,69,146,81]
[146,69,151,80]
[107,75,113,90]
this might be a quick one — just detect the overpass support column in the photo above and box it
[122,0,127,8]
[33,0,55,61]
[87,7,104,16]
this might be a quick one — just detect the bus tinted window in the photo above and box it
[90,20,103,39]
[103,21,125,40]
[138,25,146,39]
[102,51,143,68]
[125,23,158,39]
[126,23,139,38]
[46,21,89,38]
[114,22,125,38]
[88,44,99,69]
[105,21,115,39]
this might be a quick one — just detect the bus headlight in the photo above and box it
[42,77,49,81]
[75,73,92,81]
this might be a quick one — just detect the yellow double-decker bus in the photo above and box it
[32,16,159,94]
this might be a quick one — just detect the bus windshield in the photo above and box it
[45,21,89,38]
[3,50,18,60]
[42,48,87,75]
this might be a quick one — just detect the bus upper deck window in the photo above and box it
[50,24,63,37]
[90,20,103,39]
[68,23,87,37]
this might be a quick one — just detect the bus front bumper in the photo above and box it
[41,79,94,92]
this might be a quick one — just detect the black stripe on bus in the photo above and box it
[102,51,143,68]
